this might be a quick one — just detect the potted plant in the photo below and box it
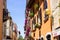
[34,3,39,10]
[45,9,50,15]
[29,11,34,18]
[35,23,40,28]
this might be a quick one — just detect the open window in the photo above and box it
[32,17,36,30]
[44,0,47,10]
[33,33,35,37]
[3,9,8,22]
[44,13,49,23]
[33,0,39,13]
[59,19,60,25]
[37,8,42,25]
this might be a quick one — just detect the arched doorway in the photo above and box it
[46,34,51,40]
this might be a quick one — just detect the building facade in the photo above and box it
[25,0,53,40]
[0,0,4,40]
[50,0,60,40]
[0,0,8,40]
[3,12,13,40]
[13,23,18,40]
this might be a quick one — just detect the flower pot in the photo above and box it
[45,9,50,15]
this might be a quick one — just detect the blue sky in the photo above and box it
[7,0,26,38]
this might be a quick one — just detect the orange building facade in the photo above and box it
[25,0,54,40]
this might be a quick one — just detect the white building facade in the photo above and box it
[50,0,60,40]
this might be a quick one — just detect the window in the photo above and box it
[33,1,39,13]
[59,19,60,25]
[39,31,41,37]
[44,0,47,9]
[52,16,54,25]
[46,35,51,40]
[40,37,44,40]
[44,13,49,23]
[3,9,8,21]
[33,33,35,37]
[37,8,42,25]
[32,18,36,30]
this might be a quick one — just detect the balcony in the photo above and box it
[3,9,8,22]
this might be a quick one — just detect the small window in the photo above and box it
[38,11,41,24]
[44,13,49,23]
[52,16,54,25]
[37,8,42,25]
[46,35,51,40]
[32,18,36,30]
[40,37,44,40]
[44,0,47,9]
[33,1,39,13]
[33,33,35,37]
[59,19,60,25]
[3,9,8,21]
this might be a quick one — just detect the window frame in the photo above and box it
[32,17,36,30]
[44,13,49,23]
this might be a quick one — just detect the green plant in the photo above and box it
[29,11,34,18]
[35,24,40,28]
[34,3,38,10]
